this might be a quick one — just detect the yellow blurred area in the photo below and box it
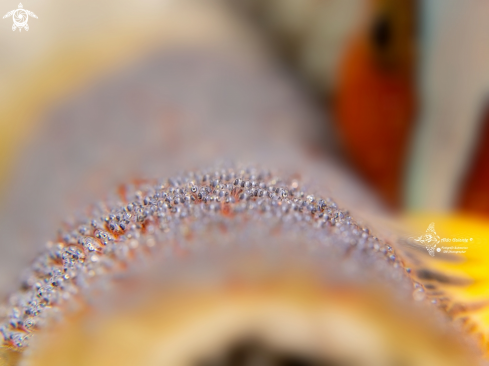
[404,213,489,353]
[23,273,478,366]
